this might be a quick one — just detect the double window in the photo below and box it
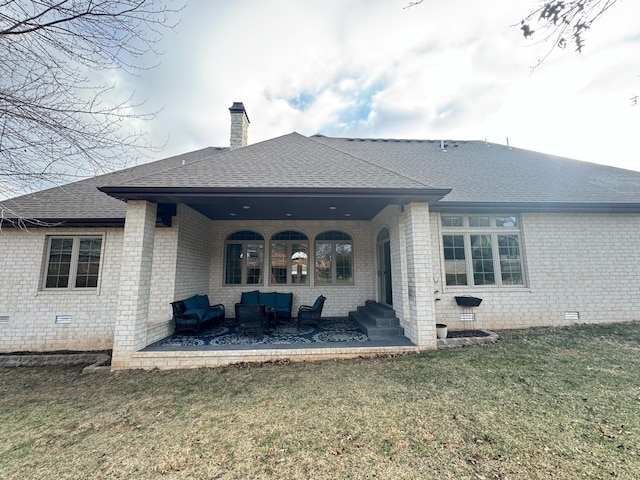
[43,236,103,289]
[224,229,353,286]
[270,231,309,285]
[442,215,524,287]
[224,231,264,285]
[315,231,353,285]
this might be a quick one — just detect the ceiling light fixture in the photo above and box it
[329,206,337,210]
[242,205,250,209]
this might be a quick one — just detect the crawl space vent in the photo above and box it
[0,316,9,325]
[564,311,580,321]
[55,315,72,324]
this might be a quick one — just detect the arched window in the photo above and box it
[315,231,353,285]
[225,231,264,285]
[270,230,309,285]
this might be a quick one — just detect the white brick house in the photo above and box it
[2,103,639,370]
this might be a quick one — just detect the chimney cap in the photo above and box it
[229,102,250,123]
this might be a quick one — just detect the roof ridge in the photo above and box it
[307,135,443,189]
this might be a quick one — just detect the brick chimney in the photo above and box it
[229,102,249,150]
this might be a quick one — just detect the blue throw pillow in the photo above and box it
[195,295,210,310]
[274,292,292,309]
[241,290,260,304]
[259,292,276,307]
[183,295,200,311]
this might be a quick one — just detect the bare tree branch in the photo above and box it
[518,0,619,70]
[0,0,183,202]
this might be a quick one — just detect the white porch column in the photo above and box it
[403,202,437,349]
[111,200,157,369]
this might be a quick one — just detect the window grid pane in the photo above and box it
[291,243,308,284]
[45,238,73,288]
[315,243,332,285]
[335,243,352,284]
[246,243,263,284]
[443,235,467,286]
[225,244,242,284]
[270,243,288,284]
[75,238,102,288]
[471,235,495,285]
[496,216,518,228]
[441,216,463,227]
[469,216,491,227]
[498,235,524,285]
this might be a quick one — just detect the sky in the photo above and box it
[127,0,640,172]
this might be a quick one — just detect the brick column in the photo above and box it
[404,202,437,349]
[111,200,157,369]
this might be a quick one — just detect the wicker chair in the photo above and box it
[297,295,326,328]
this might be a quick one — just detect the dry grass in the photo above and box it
[1,322,640,479]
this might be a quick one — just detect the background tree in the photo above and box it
[519,0,619,69]
[0,0,182,200]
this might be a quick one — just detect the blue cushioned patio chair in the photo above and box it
[297,295,326,329]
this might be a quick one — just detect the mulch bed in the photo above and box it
[446,330,490,339]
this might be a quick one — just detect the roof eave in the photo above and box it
[98,186,453,203]
[431,201,640,213]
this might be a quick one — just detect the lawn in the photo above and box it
[1,323,639,479]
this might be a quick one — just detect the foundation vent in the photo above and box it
[564,311,580,321]
[0,316,9,325]
[55,315,72,324]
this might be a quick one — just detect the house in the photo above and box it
[1,102,639,370]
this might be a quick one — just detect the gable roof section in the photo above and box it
[310,136,640,211]
[101,132,444,191]
[98,133,452,221]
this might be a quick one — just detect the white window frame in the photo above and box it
[269,231,309,286]
[42,235,104,290]
[224,231,265,285]
[314,231,354,286]
[441,215,525,288]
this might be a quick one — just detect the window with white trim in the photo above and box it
[43,236,103,289]
[224,230,264,285]
[270,230,309,285]
[441,215,524,287]
[315,230,353,285]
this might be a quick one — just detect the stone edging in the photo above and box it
[0,353,111,373]
[437,330,500,349]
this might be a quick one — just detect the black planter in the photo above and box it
[455,296,482,307]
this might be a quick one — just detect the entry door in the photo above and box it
[377,235,393,306]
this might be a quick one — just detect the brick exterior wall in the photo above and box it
[0,226,123,352]
[432,212,640,330]
[3,202,639,366]
[208,219,374,318]
[111,201,157,368]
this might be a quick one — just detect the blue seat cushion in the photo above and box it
[259,292,277,307]
[241,290,260,304]
[203,306,224,322]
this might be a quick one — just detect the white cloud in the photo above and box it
[132,0,640,171]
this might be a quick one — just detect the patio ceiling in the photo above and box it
[99,187,452,221]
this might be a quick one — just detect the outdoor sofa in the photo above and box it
[235,290,293,322]
[171,294,225,334]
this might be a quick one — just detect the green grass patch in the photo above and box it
[1,322,640,479]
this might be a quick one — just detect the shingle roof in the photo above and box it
[1,147,226,223]
[3,132,640,224]
[110,132,436,190]
[310,136,640,205]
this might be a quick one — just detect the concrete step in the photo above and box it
[349,304,404,340]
